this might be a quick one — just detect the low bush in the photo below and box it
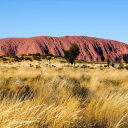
[46,56,51,61]
[100,79,123,86]
[47,54,53,56]
[60,60,66,63]
[35,53,41,57]
[118,63,124,69]
[57,68,63,71]
[24,57,32,61]
[68,78,89,98]
[81,65,88,68]
[29,64,33,67]
[28,53,32,56]
[42,55,46,59]
[52,65,56,67]
[111,63,115,67]
[80,75,91,83]
[76,60,84,63]
[124,65,128,70]
[90,67,95,69]
[104,65,107,68]
[33,56,41,61]
[36,65,41,69]
[2,57,7,61]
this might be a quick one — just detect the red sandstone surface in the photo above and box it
[0,36,128,61]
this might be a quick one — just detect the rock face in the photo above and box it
[0,36,128,61]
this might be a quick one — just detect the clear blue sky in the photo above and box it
[0,0,128,43]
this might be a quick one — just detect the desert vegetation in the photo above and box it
[0,52,128,127]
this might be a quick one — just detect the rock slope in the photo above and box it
[0,36,128,61]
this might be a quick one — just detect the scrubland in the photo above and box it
[0,58,128,128]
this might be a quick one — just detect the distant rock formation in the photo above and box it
[0,36,128,61]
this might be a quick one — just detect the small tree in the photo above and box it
[64,43,80,68]
[96,58,98,63]
[64,50,70,66]
[106,54,110,67]
[115,56,119,63]
[46,56,51,61]
[101,56,105,62]
[123,54,128,65]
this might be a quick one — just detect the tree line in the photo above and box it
[64,43,128,68]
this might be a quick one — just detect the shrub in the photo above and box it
[96,58,98,62]
[28,53,32,56]
[76,65,79,68]
[80,75,91,83]
[36,53,41,57]
[69,78,89,98]
[118,63,124,69]
[33,56,41,61]
[123,54,128,65]
[29,64,33,67]
[42,55,46,59]
[115,56,119,63]
[2,58,7,61]
[76,60,84,63]
[124,65,128,70]
[14,56,19,62]
[100,65,103,67]
[36,65,41,69]
[100,79,123,86]
[79,86,89,98]
[20,54,26,57]
[11,67,17,70]
[19,56,24,61]
[24,57,32,61]
[54,55,63,59]
[57,68,63,71]
[60,60,66,63]
[0,56,3,58]
[90,67,95,69]
[81,65,88,68]
[46,54,53,56]
[101,56,105,62]
[111,63,115,67]
[46,56,51,61]
[104,65,107,68]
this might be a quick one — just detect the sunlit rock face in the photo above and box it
[0,36,128,61]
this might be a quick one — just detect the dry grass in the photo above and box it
[0,60,128,127]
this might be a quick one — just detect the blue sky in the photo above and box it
[0,0,128,43]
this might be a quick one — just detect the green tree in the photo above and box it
[64,43,80,68]
[101,56,105,62]
[64,50,70,66]
[115,56,119,63]
[123,54,128,65]
[106,54,110,67]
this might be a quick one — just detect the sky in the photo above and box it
[0,0,128,43]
